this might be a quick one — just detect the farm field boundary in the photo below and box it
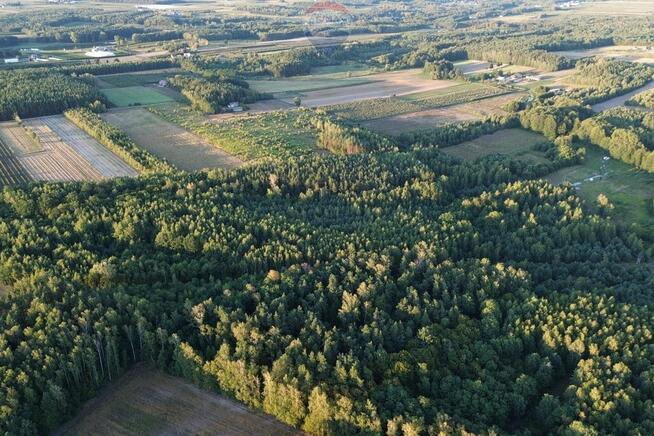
[102,108,243,171]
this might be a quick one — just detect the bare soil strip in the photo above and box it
[55,365,301,436]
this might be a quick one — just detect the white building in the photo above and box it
[227,102,243,112]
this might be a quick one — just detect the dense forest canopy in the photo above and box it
[0,70,102,120]
[0,151,653,435]
[2,1,654,435]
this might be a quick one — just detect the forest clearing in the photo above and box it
[547,145,654,236]
[149,104,318,160]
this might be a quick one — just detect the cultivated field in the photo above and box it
[249,76,375,95]
[0,116,137,183]
[56,365,299,436]
[553,45,654,64]
[247,63,377,95]
[328,83,511,122]
[278,69,460,107]
[453,60,493,75]
[96,71,180,89]
[562,1,654,16]
[442,129,550,164]
[101,86,176,107]
[547,145,654,236]
[0,125,33,186]
[102,108,243,171]
[363,92,522,134]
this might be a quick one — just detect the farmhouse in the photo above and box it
[3,57,19,63]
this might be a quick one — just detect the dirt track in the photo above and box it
[591,81,654,112]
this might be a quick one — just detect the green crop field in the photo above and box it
[101,86,175,107]
[247,76,374,95]
[309,62,375,76]
[150,104,318,161]
[442,128,551,164]
[97,72,178,89]
[547,145,654,237]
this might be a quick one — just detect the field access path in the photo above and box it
[592,80,654,112]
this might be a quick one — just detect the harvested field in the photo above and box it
[362,92,522,134]
[442,128,550,164]
[248,76,375,95]
[279,69,459,107]
[56,365,299,436]
[453,60,492,74]
[102,108,243,171]
[0,116,137,183]
[101,86,176,107]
